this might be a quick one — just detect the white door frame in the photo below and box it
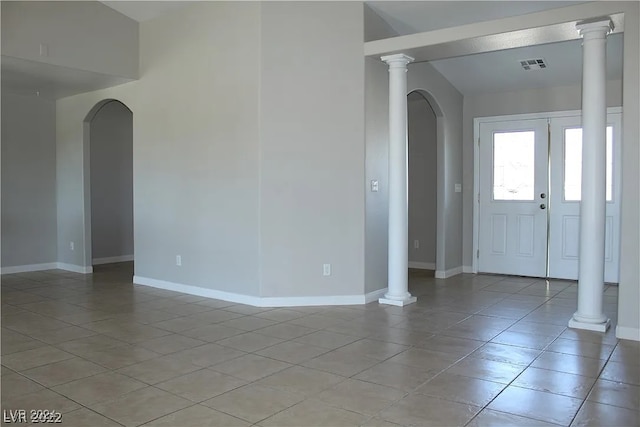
[472,107,622,274]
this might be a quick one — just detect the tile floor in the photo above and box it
[1,263,639,426]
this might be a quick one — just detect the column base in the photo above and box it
[568,317,611,333]
[379,296,417,307]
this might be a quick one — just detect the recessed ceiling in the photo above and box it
[99,1,191,22]
[429,32,623,95]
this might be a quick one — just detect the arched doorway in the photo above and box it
[407,89,446,276]
[82,99,133,272]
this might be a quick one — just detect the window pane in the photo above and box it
[493,131,535,200]
[564,127,613,201]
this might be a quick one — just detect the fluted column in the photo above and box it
[379,53,417,307]
[569,18,613,332]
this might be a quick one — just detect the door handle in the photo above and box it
[540,204,546,210]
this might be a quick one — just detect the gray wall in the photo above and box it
[1,1,138,79]
[365,57,390,293]
[408,92,437,267]
[89,101,133,261]
[461,80,623,269]
[259,2,365,297]
[408,62,464,272]
[1,93,57,267]
[57,2,262,295]
[618,3,640,339]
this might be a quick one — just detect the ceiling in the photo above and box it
[429,32,623,95]
[100,1,189,22]
[366,1,587,36]
[1,1,625,99]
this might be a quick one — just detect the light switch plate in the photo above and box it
[455,183,462,193]
[371,180,379,192]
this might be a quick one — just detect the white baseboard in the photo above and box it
[57,263,93,274]
[365,288,388,303]
[134,275,388,307]
[93,255,134,265]
[1,262,58,275]
[616,325,640,341]
[463,265,474,274]
[435,266,463,279]
[408,261,436,270]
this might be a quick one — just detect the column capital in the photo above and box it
[576,18,613,37]
[380,53,415,67]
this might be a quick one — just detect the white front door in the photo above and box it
[548,113,621,282]
[478,119,549,277]
[476,110,622,282]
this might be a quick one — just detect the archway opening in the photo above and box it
[83,99,133,276]
[408,90,439,276]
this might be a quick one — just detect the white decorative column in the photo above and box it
[569,18,613,332]
[379,53,417,307]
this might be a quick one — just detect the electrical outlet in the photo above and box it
[413,240,420,249]
[370,180,379,192]
[70,241,74,251]
[176,255,182,266]
[323,264,331,276]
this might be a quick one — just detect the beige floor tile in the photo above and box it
[353,361,439,391]
[587,379,640,410]
[1,328,45,355]
[490,330,556,350]
[337,338,409,361]
[471,342,542,366]
[255,340,329,363]
[89,386,191,426]
[186,309,245,323]
[259,399,368,427]
[386,347,459,372]
[211,354,292,382]
[144,404,251,426]
[21,357,107,387]
[489,385,583,425]
[416,334,485,357]
[609,343,640,364]
[468,409,559,426]
[251,322,315,340]
[25,325,97,345]
[52,372,147,405]
[600,360,640,385]
[532,351,606,378]
[155,368,247,402]
[70,344,160,370]
[547,337,616,360]
[570,400,640,427]
[293,330,360,350]
[315,378,406,416]
[507,321,566,337]
[203,384,304,423]
[379,393,481,426]
[288,313,344,329]
[137,334,206,354]
[512,366,597,399]
[1,389,81,413]
[416,372,506,406]
[216,332,284,352]
[360,417,404,427]
[301,349,381,377]
[56,334,127,355]
[1,373,45,397]
[168,343,246,367]
[446,357,525,384]
[116,354,201,384]
[255,365,345,397]
[180,324,245,342]
[152,316,211,333]
[57,408,122,427]
[218,316,278,331]
[1,346,75,371]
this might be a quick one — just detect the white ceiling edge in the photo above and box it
[99,1,191,22]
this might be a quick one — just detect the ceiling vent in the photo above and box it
[520,58,547,70]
